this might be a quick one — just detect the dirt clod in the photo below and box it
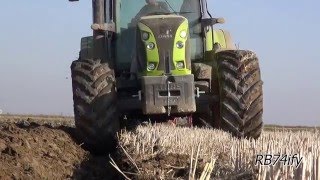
[0,139,7,152]
[0,116,119,180]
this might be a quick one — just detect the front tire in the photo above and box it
[71,58,119,154]
[215,50,263,138]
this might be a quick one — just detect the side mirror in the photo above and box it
[201,17,225,26]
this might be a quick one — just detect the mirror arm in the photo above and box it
[201,17,225,27]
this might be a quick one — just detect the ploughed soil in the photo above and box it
[0,115,208,180]
[0,115,119,180]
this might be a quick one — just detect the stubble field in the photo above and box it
[0,114,319,180]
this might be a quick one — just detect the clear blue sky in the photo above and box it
[0,1,319,126]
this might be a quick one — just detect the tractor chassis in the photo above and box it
[117,75,219,117]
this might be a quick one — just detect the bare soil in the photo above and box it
[0,115,119,180]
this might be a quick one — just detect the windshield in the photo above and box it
[117,0,201,30]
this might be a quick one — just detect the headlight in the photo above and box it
[147,63,156,71]
[176,41,184,49]
[176,61,185,69]
[142,32,149,41]
[147,42,155,50]
[180,30,187,38]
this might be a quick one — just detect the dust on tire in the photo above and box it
[71,58,119,154]
[215,50,263,139]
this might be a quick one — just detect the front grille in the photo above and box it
[140,16,185,72]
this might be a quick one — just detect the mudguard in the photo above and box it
[192,29,236,89]
[205,28,236,51]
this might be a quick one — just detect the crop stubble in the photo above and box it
[0,114,319,179]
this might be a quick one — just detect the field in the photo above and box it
[0,114,319,179]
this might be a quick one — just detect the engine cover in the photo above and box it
[137,15,191,76]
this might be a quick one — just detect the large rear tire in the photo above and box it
[71,58,119,154]
[215,50,263,138]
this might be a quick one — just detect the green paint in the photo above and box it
[205,28,213,51]
[204,28,232,52]
[213,29,227,49]
[172,19,190,75]
[138,22,160,74]
[139,16,191,76]
[204,29,234,63]
[141,69,191,76]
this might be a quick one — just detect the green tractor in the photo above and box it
[69,0,263,152]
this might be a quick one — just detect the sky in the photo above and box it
[0,1,319,126]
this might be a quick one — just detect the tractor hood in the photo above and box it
[137,15,191,76]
